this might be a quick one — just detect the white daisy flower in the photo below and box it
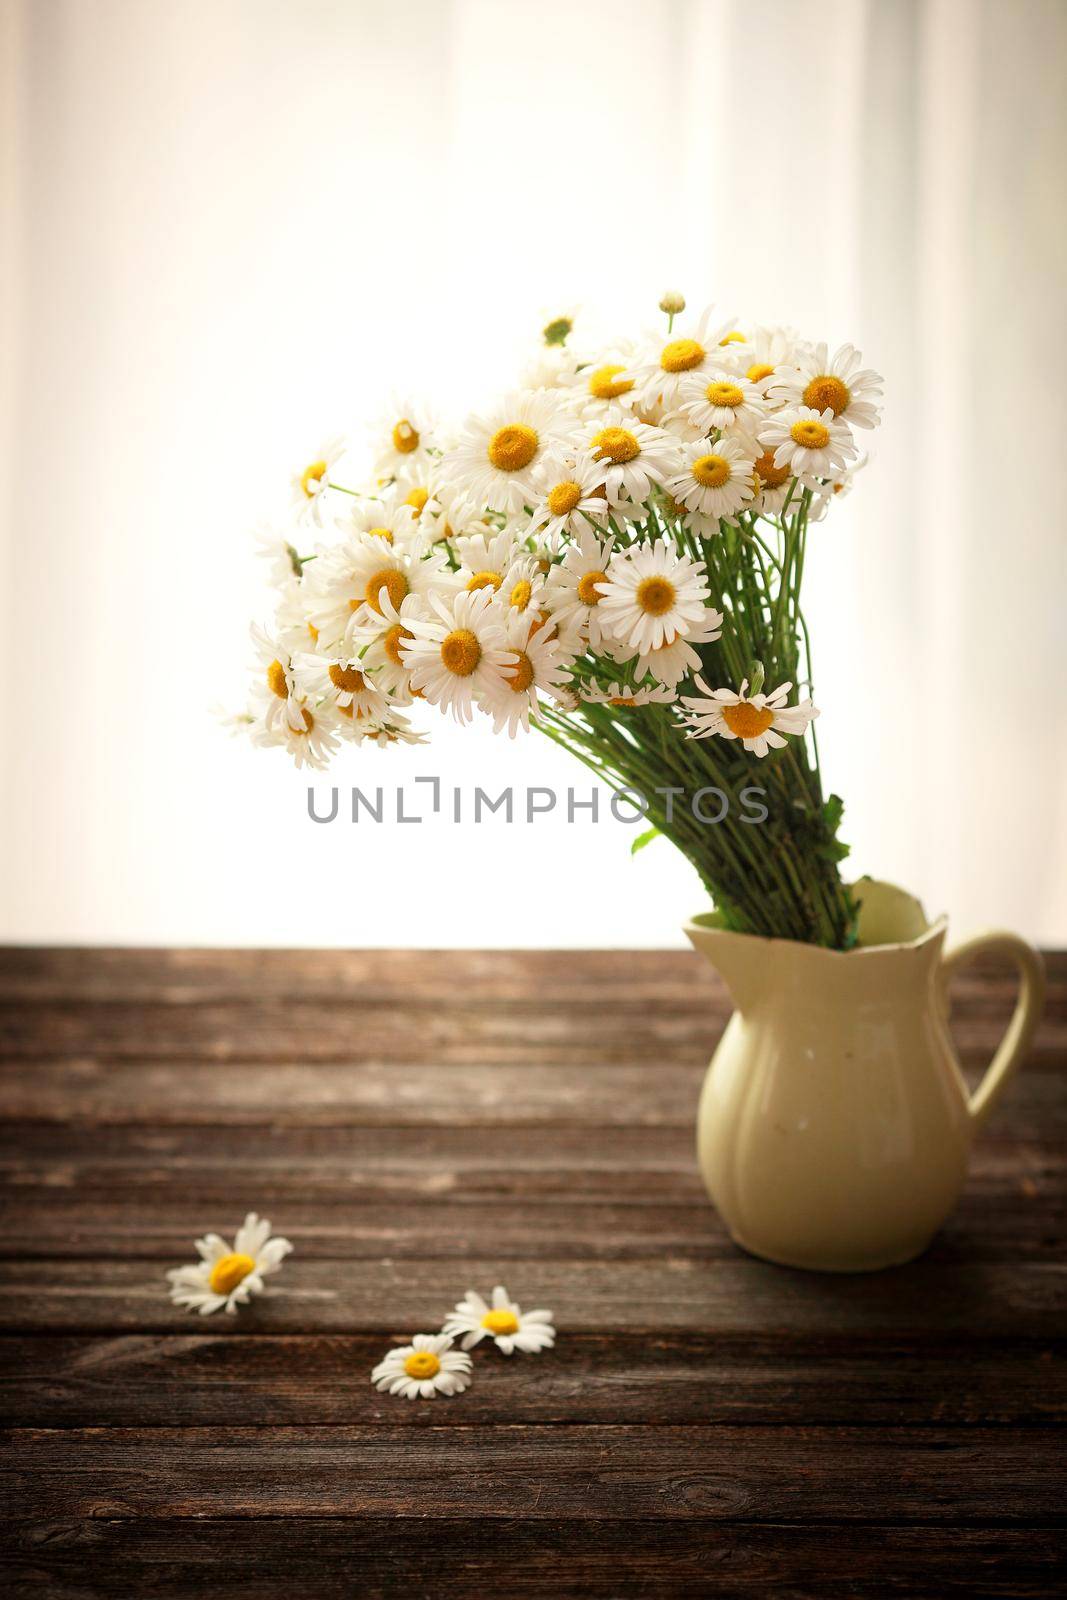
[581,414,680,508]
[273,581,323,653]
[306,536,455,652]
[667,369,768,440]
[394,477,444,531]
[401,585,516,724]
[626,304,738,414]
[372,395,438,482]
[254,524,306,590]
[443,1285,556,1355]
[559,345,640,416]
[443,391,575,513]
[249,622,303,732]
[290,435,347,524]
[336,493,422,554]
[292,652,391,718]
[166,1213,292,1317]
[770,342,883,431]
[454,528,521,599]
[343,708,429,747]
[482,609,569,737]
[759,405,857,481]
[371,1332,473,1399]
[723,324,808,392]
[809,454,868,518]
[614,607,725,687]
[580,679,678,707]
[499,553,549,618]
[596,539,711,654]
[750,447,796,515]
[346,588,425,702]
[520,343,583,393]
[680,675,819,756]
[527,448,611,548]
[542,526,617,650]
[663,436,757,524]
[251,697,344,769]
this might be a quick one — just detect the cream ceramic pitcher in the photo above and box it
[685,881,1045,1272]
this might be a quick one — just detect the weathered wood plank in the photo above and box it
[1,1119,1060,1199]
[0,1171,1060,1261]
[1,996,1062,1064]
[0,1257,1063,1337]
[2,1332,1063,1429]
[2,944,1063,1005]
[2,1056,1064,1128]
[4,1425,1065,1522]
[7,1519,1065,1599]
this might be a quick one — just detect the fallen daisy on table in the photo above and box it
[166,1212,293,1316]
[371,1333,473,1399]
[443,1285,556,1354]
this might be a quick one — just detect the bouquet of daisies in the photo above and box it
[240,294,881,947]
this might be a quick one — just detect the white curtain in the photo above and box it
[2,0,1065,946]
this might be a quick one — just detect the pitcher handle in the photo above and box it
[939,932,1046,1131]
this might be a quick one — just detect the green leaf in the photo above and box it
[631,827,661,856]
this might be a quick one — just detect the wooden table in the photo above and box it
[1,948,1065,1597]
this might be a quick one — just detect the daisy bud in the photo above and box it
[747,660,766,697]
[659,290,686,316]
[542,315,573,347]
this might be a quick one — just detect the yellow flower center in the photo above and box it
[609,695,637,706]
[591,427,640,465]
[636,576,676,616]
[510,578,533,611]
[467,570,503,592]
[692,453,731,489]
[802,374,850,415]
[329,664,365,693]
[365,567,409,614]
[481,1309,520,1335]
[747,362,775,383]
[266,659,288,699]
[488,423,539,472]
[705,381,744,408]
[723,701,775,738]
[577,570,607,606]
[300,459,327,497]
[755,450,790,488]
[719,331,745,345]
[392,419,419,454]
[660,338,705,373]
[791,419,830,450]
[509,652,535,693]
[368,526,394,543]
[209,1252,255,1295]
[588,363,634,400]
[289,707,314,736]
[440,628,481,676]
[383,624,413,666]
[405,487,430,516]
[403,1350,441,1379]
[547,480,582,516]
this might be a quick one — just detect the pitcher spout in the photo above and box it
[684,914,768,1013]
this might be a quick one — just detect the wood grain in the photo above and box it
[2,1332,1064,1428]
[7,1520,1066,1599]
[0,947,1064,1598]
